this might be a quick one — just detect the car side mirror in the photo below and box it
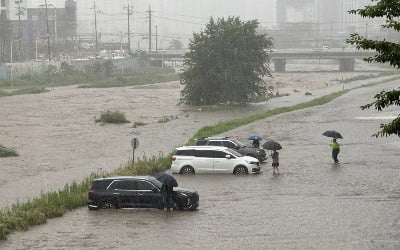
[225,155,231,159]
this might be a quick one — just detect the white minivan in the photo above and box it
[170,146,260,175]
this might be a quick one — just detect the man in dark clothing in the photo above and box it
[252,140,260,148]
[161,184,174,211]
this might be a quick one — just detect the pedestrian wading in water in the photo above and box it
[252,140,260,148]
[271,150,279,174]
[330,138,340,163]
[161,184,174,211]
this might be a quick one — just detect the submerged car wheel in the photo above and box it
[233,165,248,175]
[180,166,195,175]
[100,200,117,209]
[179,197,196,211]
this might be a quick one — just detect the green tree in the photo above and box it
[347,0,400,137]
[180,16,273,106]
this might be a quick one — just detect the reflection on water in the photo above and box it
[1,83,400,250]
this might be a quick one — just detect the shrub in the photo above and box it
[133,121,147,128]
[0,144,19,157]
[157,116,170,123]
[95,109,130,124]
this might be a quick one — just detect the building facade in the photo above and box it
[274,0,382,48]
[0,0,77,63]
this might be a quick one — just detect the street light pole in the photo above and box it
[35,32,38,61]
[10,41,13,89]
[155,24,158,51]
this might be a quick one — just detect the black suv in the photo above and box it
[87,176,199,211]
[193,137,267,162]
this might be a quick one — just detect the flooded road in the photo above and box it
[1,80,399,249]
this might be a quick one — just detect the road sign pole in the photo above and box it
[131,137,139,166]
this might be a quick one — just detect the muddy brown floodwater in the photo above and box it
[0,64,399,249]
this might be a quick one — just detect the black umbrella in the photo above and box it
[322,130,343,139]
[154,173,178,187]
[262,140,282,151]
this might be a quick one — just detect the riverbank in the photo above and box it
[1,72,399,249]
[0,63,398,209]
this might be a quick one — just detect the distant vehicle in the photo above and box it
[87,176,199,211]
[193,136,267,162]
[322,45,329,50]
[170,146,260,175]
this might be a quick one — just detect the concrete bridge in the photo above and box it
[150,49,376,72]
[270,49,376,72]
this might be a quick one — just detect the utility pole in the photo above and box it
[125,3,133,53]
[92,2,98,52]
[17,1,22,61]
[44,0,51,61]
[146,5,152,52]
[15,0,26,61]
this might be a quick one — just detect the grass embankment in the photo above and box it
[187,90,350,145]
[0,87,49,97]
[0,75,399,240]
[339,71,398,83]
[0,66,179,97]
[0,144,19,157]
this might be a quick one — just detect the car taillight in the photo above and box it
[88,190,94,198]
[172,156,176,161]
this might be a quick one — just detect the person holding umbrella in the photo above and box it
[271,150,279,174]
[154,172,178,211]
[322,130,342,164]
[330,138,340,164]
[252,140,260,148]
[262,140,282,175]
[248,135,262,148]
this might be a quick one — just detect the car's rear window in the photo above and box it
[176,150,195,156]
[195,150,214,158]
[91,180,113,190]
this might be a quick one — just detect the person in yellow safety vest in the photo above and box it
[330,138,340,163]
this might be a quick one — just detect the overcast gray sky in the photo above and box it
[29,0,276,45]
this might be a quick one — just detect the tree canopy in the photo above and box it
[347,0,400,137]
[180,16,273,106]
